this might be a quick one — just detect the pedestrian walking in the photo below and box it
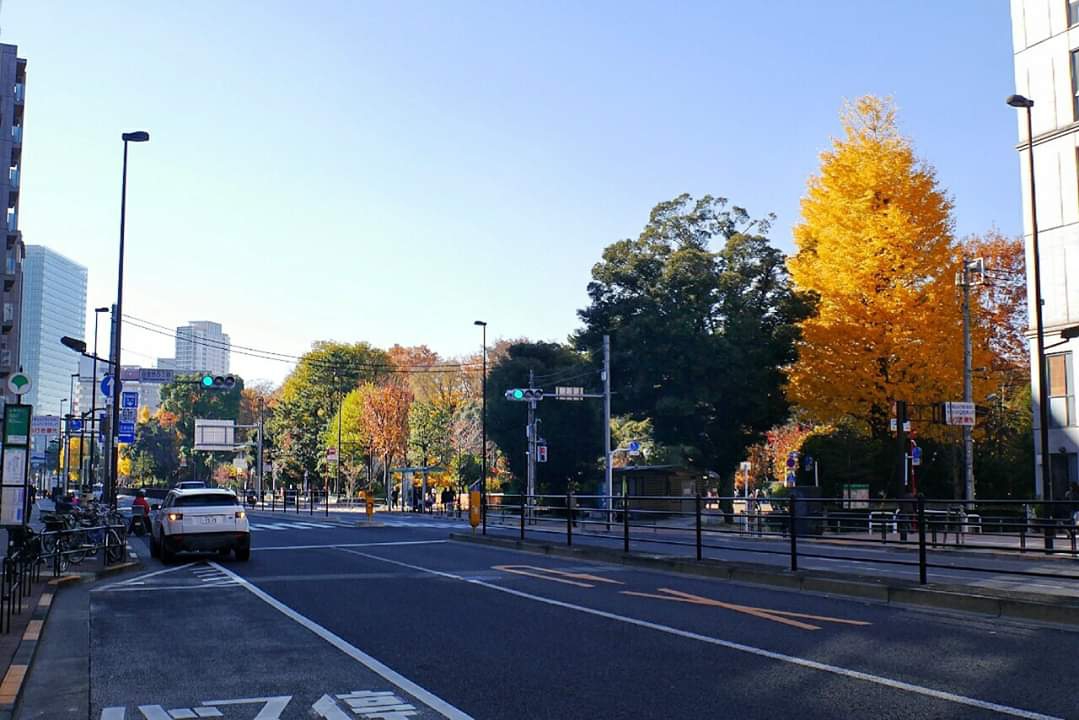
[391,486,399,512]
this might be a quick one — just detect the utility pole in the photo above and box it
[257,396,264,502]
[603,334,612,522]
[527,369,536,524]
[957,258,980,501]
[896,400,908,493]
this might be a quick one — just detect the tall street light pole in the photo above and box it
[1007,94,1054,548]
[89,306,108,486]
[109,130,149,508]
[59,399,67,493]
[474,320,487,535]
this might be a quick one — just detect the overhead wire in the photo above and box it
[121,315,482,375]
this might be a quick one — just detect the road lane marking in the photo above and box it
[492,564,625,588]
[254,540,448,552]
[93,562,196,592]
[337,548,1062,720]
[621,588,871,631]
[209,562,473,720]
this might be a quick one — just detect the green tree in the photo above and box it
[159,374,245,482]
[127,416,181,485]
[268,342,390,486]
[487,341,603,494]
[575,193,807,477]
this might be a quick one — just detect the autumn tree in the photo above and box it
[362,380,412,496]
[787,96,977,440]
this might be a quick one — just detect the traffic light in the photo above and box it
[504,388,543,401]
[201,375,236,390]
[537,444,548,463]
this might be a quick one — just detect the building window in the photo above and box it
[1048,352,1075,427]
[1071,0,1079,27]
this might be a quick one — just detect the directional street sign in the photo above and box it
[120,408,137,424]
[117,422,136,444]
[68,418,82,432]
[101,375,115,398]
[121,391,139,409]
[627,440,641,456]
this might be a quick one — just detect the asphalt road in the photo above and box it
[24,511,1079,719]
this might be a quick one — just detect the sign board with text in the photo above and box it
[944,401,976,426]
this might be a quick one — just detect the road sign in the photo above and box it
[911,446,922,466]
[101,375,114,398]
[68,418,82,432]
[627,440,641,456]
[121,391,138,409]
[3,405,31,446]
[943,401,976,426]
[326,447,338,462]
[555,386,584,400]
[6,372,30,396]
[786,452,798,469]
[117,422,136,443]
[804,455,814,471]
[120,408,136,423]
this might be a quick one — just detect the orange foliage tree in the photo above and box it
[787,96,985,437]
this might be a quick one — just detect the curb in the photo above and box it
[0,550,142,718]
[449,533,1079,627]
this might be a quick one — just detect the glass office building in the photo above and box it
[19,245,87,415]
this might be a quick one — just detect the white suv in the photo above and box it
[150,488,251,562]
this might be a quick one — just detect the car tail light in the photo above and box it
[167,512,183,522]
[235,511,245,519]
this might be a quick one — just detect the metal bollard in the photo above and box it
[917,495,928,584]
[788,499,798,572]
[695,493,702,561]
[520,495,525,541]
[566,492,573,547]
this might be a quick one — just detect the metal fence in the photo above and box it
[0,522,127,634]
[480,493,1079,586]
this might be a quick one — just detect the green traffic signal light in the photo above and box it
[512,389,524,400]
[201,375,214,387]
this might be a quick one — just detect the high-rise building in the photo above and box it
[175,321,230,375]
[19,246,87,415]
[1010,0,1079,497]
[0,44,26,407]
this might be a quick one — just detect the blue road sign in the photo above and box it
[627,440,641,453]
[68,419,82,432]
[101,375,114,397]
[804,455,814,471]
[118,421,136,443]
[121,391,138,409]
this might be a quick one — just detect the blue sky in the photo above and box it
[7,1,1019,385]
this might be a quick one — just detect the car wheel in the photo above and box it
[235,544,250,562]
[160,535,174,564]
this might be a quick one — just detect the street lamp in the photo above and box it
[90,307,108,486]
[1007,94,1054,546]
[109,130,149,508]
[58,399,67,493]
[474,320,487,535]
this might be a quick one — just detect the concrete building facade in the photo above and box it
[0,44,26,408]
[174,320,230,375]
[1011,0,1079,498]
[18,246,86,416]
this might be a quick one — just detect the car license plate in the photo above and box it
[201,516,218,525]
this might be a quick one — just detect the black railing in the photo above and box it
[480,493,1079,586]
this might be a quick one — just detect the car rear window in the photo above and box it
[174,494,238,507]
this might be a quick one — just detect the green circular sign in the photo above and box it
[7,372,31,395]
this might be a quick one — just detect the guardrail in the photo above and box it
[479,493,1079,586]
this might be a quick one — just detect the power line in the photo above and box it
[121,316,482,375]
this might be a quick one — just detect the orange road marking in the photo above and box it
[492,565,625,588]
[621,588,871,631]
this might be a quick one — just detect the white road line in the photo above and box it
[254,540,448,552]
[209,561,473,720]
[93,562,196,591]
[335,548,1062,720]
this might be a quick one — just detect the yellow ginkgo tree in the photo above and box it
[787,96,987,437]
